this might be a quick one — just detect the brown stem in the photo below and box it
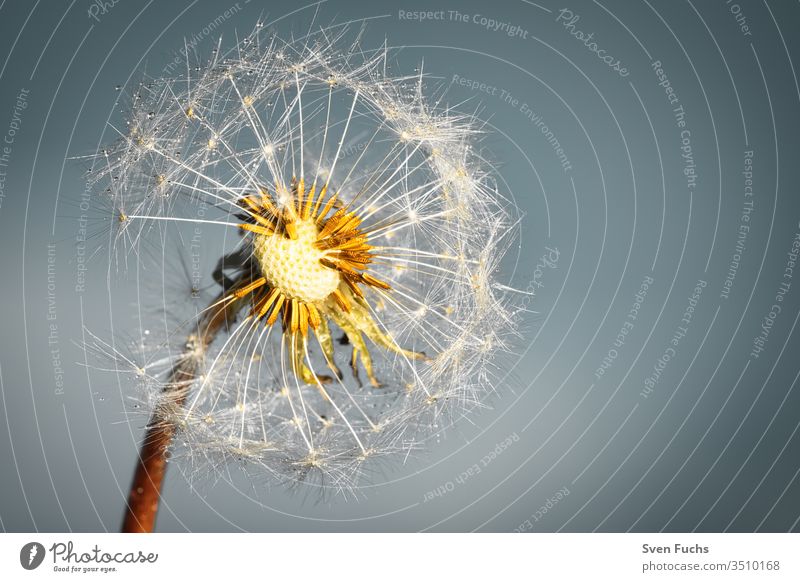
[121,293,237,533]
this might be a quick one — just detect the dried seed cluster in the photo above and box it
[92,25,516,491]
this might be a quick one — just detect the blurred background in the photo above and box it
[1,0,799,532]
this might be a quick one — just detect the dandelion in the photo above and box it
[92,25,515,531]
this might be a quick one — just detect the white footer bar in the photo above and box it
[1,533,797,581]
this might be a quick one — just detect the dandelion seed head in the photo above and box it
[94,24,518,492]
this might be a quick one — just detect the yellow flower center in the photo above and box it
[229,181,425,387]
[252,217,340,303]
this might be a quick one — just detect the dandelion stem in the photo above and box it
[121,291,239,533]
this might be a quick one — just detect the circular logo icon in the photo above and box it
[20,542,46,570]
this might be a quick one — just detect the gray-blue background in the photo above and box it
[1,0,799,532]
